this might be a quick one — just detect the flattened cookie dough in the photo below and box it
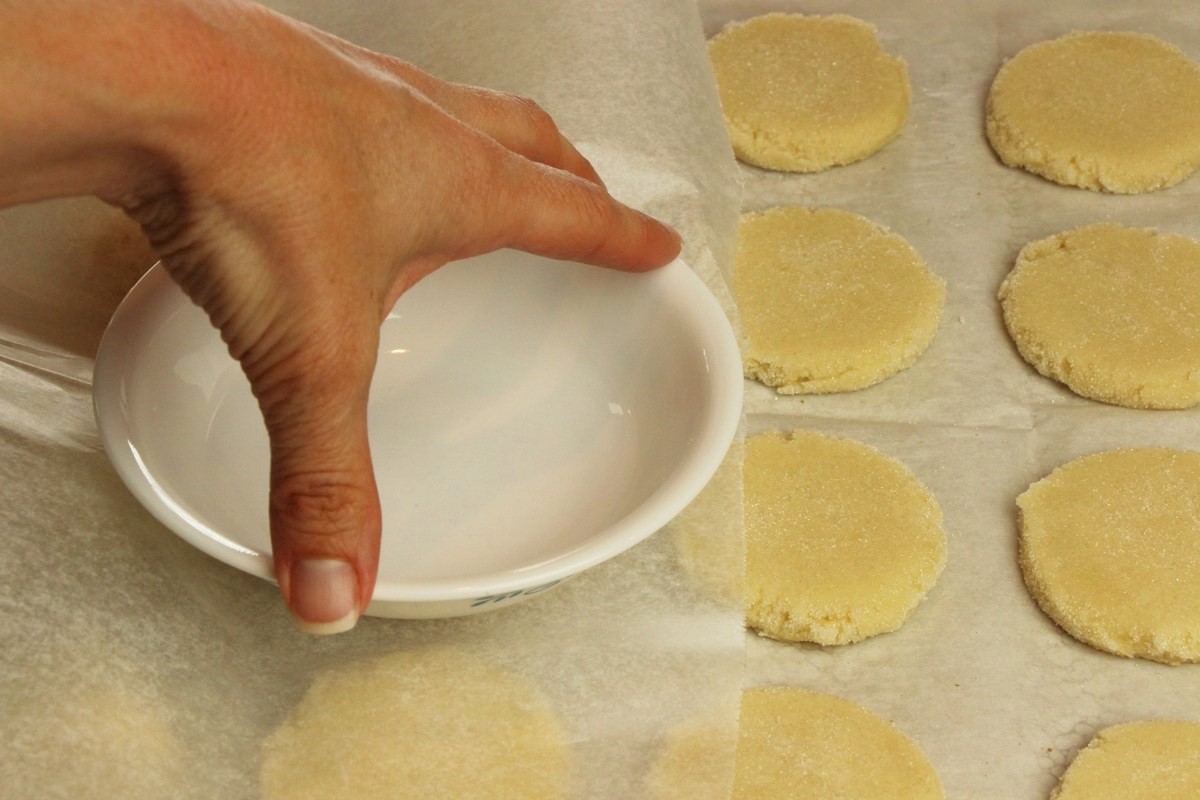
[734,207,945,394]
[649,688,943,800]
[1050,721,1200,799]
[709,14,910,172]
[999,224,1200,409]
[745,431,946,645]
[987,31,1200,193]
[260,648,571,799]
[1018,448,1200,664]
[669,437,744,608]
[644,704,739,800]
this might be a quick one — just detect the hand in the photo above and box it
[0,0,681,633]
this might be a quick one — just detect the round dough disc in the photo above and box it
[745,430,946,645]
[999,223,1200,409]
[986,31,1200,193]
[708,13,910,172]
[734,206,945,394]
[1050,721,1200,799]
[260,648,571,799]
[669,437,745,608]
[1018,448,1200,664]
[649,688,943,799]
[644,702,740,800]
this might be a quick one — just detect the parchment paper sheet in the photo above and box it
[0,2,745,798]
[701,1,1200,798]
[7,1,1200,798]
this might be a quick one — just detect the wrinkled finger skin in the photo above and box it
[0,0,680,633]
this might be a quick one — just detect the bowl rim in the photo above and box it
[93,255,743,604]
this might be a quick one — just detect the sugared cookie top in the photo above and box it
[987,31,1200,192]
[709,13,910,172]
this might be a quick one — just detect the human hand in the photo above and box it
[0,0,680,633]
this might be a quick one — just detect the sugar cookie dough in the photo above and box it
[1018,448,1200,664]
[648,688,943,800]
[987,31,1200,193]
[708,13,910,172]
[999,224,1200,409]
[644,703,739,800]
[734,206,945,394]
[669,437,744,607]
[1050,720,1200,799]
[260,648,571,799]
[745,431,946,645]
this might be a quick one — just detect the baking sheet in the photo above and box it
[701,0,1200,797]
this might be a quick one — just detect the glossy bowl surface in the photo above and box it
[94,252,742,617]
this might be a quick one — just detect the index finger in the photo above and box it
[489,155,682,272]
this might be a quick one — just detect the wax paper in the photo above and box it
[700,0,1200,797]
[0,2,744,798]
[7,1,1200,798]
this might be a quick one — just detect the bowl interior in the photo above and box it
[94,252,741,602]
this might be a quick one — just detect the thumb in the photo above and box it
[256,339,381,635]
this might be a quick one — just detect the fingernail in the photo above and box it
[289,559,360,635]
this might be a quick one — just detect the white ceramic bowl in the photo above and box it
[93,251,742,618]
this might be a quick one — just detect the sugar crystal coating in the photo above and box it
[999,223,1200,409]
[1018,448,1200,664]
[744,430,946,645]
[735,206,945,394]
[1050,721,1200,799]
[709,13,910,172]
[647,688,944,799]
[987,31,1200,193]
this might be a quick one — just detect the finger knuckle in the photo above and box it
[561,188,619,262]
[270,470,375,543]
[507,95,559,140]
[577,181,621,227]
[247,321,375,414]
